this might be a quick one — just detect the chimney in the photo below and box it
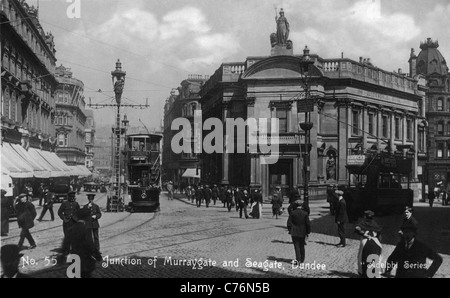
[408,48,417,77]
[398,68,402,74]
[359,57,363,63]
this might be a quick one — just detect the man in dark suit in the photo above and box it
[37,187,54,221]
[384,220,443,278]
[335,190,348,247]
[83,194,102,260]
[15,193,37,250]
[288,200,311,263]
[1,244,29,278]
[58,190,80,237]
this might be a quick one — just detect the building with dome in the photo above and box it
[409,38,450,195]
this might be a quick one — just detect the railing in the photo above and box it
[201,62,246,96]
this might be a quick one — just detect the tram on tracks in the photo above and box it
[344,150,414,220]
[125,133,162,212]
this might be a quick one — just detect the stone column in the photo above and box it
[337,99,351,184]
[221,102,230,185]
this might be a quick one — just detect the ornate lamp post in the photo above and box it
[111,59,126,211]
[298,46,315,210]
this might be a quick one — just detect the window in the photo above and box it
[448,121,450,136]
[406,119,412,140]
[437,98,444,111]
[367,113,374,135]
[382,115,389,138]
[447,98,450,112]
[447,142,450,159]
[352,110,360,135]
[58,134,68,147]
[418,129,425,152]
[276,109,288,133]
[438,121,444,136]
[437,143,444,158]
[86,133,91,143]
[395,117,401,139]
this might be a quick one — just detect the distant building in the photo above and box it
[84,109,95,170]
[54,64,88,170]
[162,75,207,185]
[93,126,113,177]
[409,38,450,195]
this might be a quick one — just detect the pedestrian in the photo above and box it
[211,184,219,205]
[238,189,250,219]
[334,189,348,247]
[14,193,37,250]
[249,189,263,219]
[195,185,203,208]
[327,184,337,215]
[1,244,29,278]
[441,190,448,206]
[57,208,98,278]
[37,183,45,206]
[428,189,435,207]
[384,220,443,278]
[271,187,283,219]
[58,190,80,237]
[203,185,212,208]
[288,200,311,264]
[289,185,301,204]
[234,187,241,212]
[226,187,234,212]
[83,193,102,261]
[167,181,173,200]
[354,210,382,277]
[1,189,10,236]
[37,187,55,221]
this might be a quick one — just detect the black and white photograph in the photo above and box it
[1,0,449,284]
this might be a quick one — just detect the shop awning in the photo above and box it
[10,144,50,178]
[1,143,34,178]
[29,148,67,178]
[182,168,200,178]
[77,165,92,177]
[1,172,13,196]
[38,150,72,177]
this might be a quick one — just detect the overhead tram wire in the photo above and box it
[39,20,192,74]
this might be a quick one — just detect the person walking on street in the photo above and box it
[354,210,382,277]
[1,189,10,236]
[58,190,80,237]
[288,200,311,264]
[203,185,212,208]
[37,183,45,206]
[14,193,37,250]
[195,185,203,208]
[226,187,234,212]
[428,189,435,207]
[83,194,102,261]
[384,220,443,278]
[167,181,174,200]
[271,187,283,219]
[211,184,219,205]
[335,189,348,247]
[37,187,55,221]
[249,189,263,219]
[238,189,250,219]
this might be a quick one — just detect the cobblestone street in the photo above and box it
[1,191,449,278]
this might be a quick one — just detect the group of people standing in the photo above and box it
[183,184,264,219]
[1,188,104,278]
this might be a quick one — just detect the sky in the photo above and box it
[29,0,450,136]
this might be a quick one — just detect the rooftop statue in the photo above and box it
[275,8,290,46]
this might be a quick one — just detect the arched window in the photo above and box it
[437,98,444,111]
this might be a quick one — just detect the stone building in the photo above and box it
[84,109,95,170]
[162,75,207,185]
[410,38,450,194]
[54,64,90,176]
[198,11,426,200]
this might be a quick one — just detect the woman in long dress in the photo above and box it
[250,189,262,219]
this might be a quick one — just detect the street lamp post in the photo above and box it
[298,46,315,211]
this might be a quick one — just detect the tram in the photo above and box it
[344,150,414,220]
[125,133,162,212]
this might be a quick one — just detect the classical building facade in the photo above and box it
[162,75,207,185]
[1,0,57,151]
[54,64,87,168]
[410,38,450,194]
[198,15,426,200]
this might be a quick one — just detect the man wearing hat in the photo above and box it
[384,220,443,278]
[1,189,10,236]
[37,187,54,222]
[1,244,28,278]
[167,181,173,200]
[355,210,382,277]
[334,189,348,247]
[288,200,311,264]
[58,190,80,236]
[250,189,262,219]
[15,193,37,250]
[83,193,102,259]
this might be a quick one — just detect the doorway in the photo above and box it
[269,159,293,200]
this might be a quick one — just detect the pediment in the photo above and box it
[242,56,324,80]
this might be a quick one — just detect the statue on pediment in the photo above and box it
[275,8,290,46]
